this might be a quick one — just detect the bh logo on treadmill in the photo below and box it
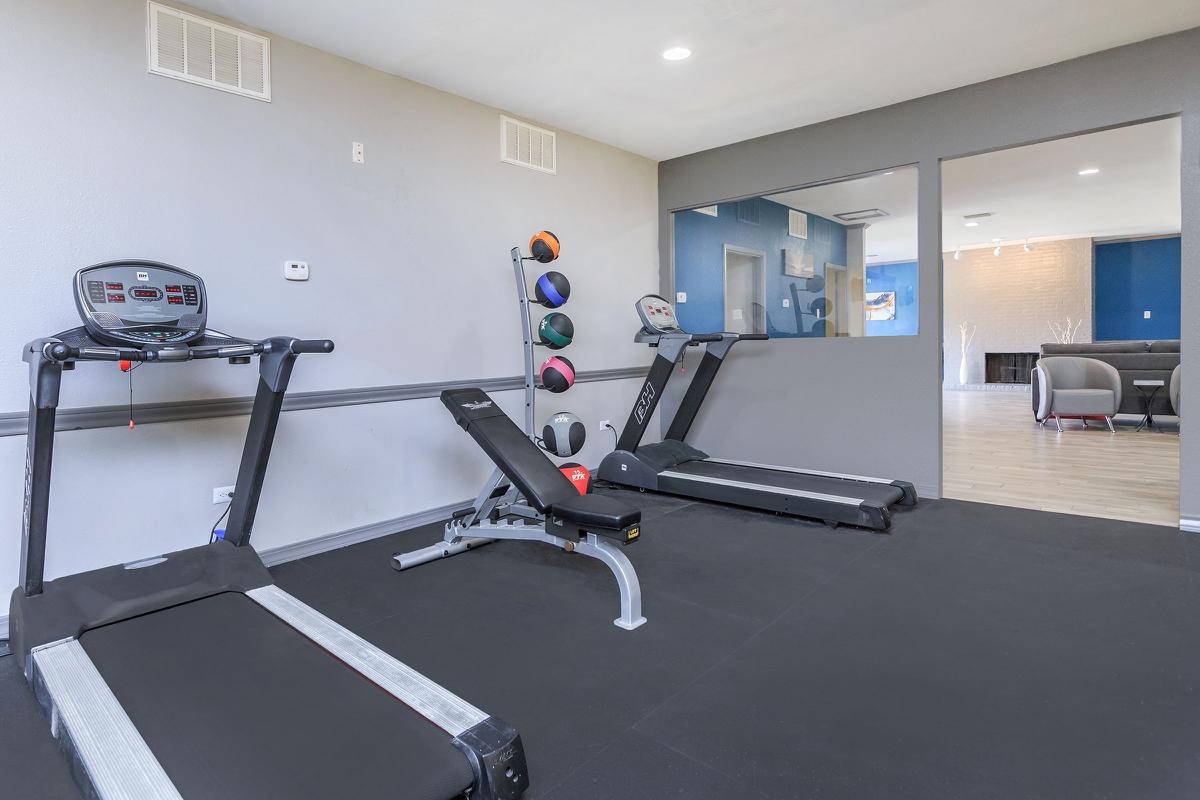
[136,271,150,281]
[632,381,656,424]
[462,400,494,410]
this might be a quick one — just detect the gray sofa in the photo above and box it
[1039,340,1180,416]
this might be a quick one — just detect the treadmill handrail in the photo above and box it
[18,333,334,596]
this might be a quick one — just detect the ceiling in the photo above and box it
[762,118,1181,263]
[769,168,919,264]
[941,118,1182,252]
[190,1,1200,160]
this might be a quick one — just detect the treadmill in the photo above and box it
[8,260,528,800]
[597,295,917,531]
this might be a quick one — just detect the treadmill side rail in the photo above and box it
[32,639,183,800]
[703,457,919,504]
[247,585,530,799]
[247,586,487,734]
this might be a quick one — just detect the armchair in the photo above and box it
[1170,364,1181,417]
[1032,356,1122,432]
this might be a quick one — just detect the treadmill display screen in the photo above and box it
[75,262,207,346]
[635,295,681,333]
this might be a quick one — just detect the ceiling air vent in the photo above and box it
[834,208,889,222]
[963,212,993,220]
[502,116,556,174]
[147,2,271,101]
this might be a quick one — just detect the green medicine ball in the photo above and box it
[538,312,574,350]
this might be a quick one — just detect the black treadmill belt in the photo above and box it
[80,592,473,800]
[677,459,907,507]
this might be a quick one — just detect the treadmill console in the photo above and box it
[73,260,207,346]
[635,295,682,334]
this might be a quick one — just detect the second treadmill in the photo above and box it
[597,295,917,531]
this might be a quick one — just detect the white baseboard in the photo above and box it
[916,483,941,501]
[1179,517,1200,534]
[259,498,473,567]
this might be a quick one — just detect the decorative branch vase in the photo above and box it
[957,322,976,386]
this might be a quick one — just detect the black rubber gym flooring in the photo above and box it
[3,493,1199,798]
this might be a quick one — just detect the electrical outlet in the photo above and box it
[212,485,235,505]
[676,292,687,303]
[1144,310,1152,319]
[352,141,364,164]
[782,298,791,308]
[599,419,612,431]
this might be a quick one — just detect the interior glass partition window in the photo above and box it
[672,166,918,338]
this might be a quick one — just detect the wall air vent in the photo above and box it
[502,116,556,174]
[833,208,889,222]
[737,202,761,225]
[788,209,808,239]
[147,2,271,101]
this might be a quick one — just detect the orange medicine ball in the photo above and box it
[529,230,561,263]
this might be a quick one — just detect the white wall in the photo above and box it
[0,0,658,592]
[943,238,1093,385]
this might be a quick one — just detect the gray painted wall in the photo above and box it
[658,28,1199,520]
[0,0,659,597]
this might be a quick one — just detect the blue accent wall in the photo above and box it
[864,261,919,336]
[1093,237,1181,341]
[673,199,847,336]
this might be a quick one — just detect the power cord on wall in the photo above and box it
[601,422,618,451]
[209,493,233,544]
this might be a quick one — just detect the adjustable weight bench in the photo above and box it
[393,388,646,630]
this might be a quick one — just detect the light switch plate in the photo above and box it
[1144,310,1152,319]
[782,298,791,308]
[676,292,687,303]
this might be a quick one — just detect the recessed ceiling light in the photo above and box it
[662,47,692,61]
[1078,167,1100,175]
[882,171,894,175]
[964,221,980,227]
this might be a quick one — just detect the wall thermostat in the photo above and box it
[284,261,309,281]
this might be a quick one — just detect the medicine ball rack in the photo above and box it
[392,236,647,630]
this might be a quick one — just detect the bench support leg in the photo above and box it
[574,534,647,630]
[393,517,647,631]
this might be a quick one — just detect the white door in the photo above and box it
[724,246,766,334]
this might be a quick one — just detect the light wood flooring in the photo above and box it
[943,390,1180,527]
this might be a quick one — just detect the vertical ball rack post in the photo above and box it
[511,246,539,441]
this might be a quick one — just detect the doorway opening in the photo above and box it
[940,117,1182,527]
[723,244,766,334]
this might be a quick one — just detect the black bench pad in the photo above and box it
[549,494,640,531]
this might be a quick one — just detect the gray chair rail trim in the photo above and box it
[0,365,650,437]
